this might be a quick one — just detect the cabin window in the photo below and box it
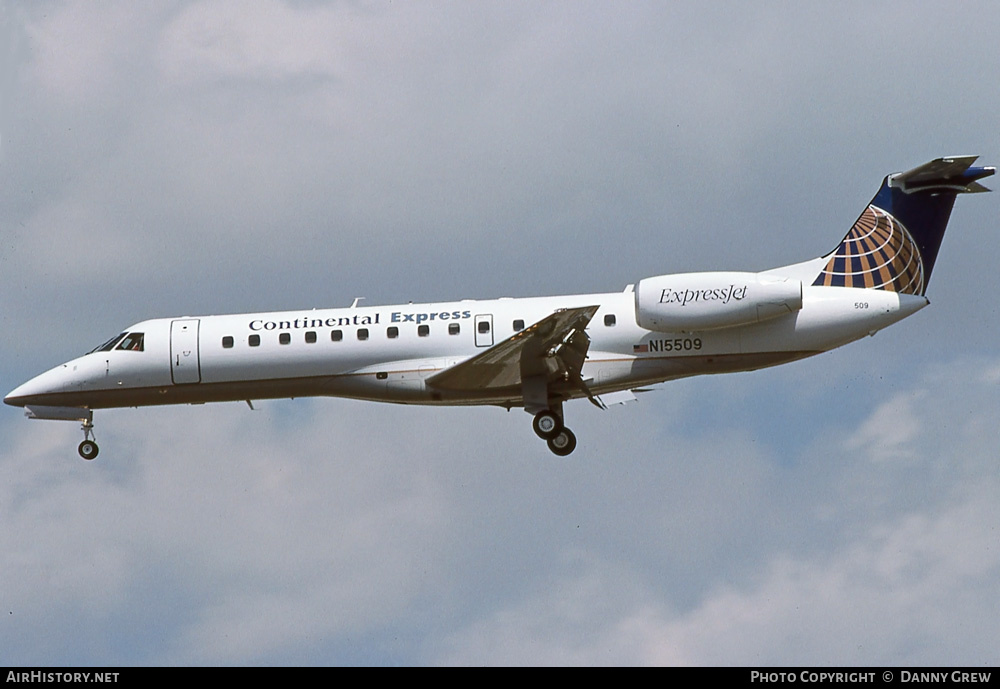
[478,321,491,334]
[358,328,369,341]
[116,332,145,352]
[387,326,399,339]
[222,336,234,349]
[448,323,460,335]
[305,331,317,344]
[604,314,616,327]
[279,333,291,345]
[418,324,430,337]
[513,319,525,332]
[331,329,343,342]
[376,372,388,380]
[249,334,260,347]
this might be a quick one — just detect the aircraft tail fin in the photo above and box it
[812,156,994,295]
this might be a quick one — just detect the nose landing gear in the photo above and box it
[78,419,99,460]
[22,406,99,461]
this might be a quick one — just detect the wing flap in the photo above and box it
[595,390,637,407]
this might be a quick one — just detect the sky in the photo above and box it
[1,0,999,666]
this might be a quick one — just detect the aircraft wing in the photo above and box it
[426,305,600,393]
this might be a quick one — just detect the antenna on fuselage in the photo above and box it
[350,297,364,308]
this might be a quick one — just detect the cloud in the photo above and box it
[21,2,153,107]
[158,0,351,85]
[3,355,998,665]
[429,357,1000,666]
[1,401,454,663]
[845,391,925,463]
[428,478,1000,666]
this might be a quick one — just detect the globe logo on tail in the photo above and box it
[813,206,924,295]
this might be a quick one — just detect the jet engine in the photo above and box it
[635,272,802,332]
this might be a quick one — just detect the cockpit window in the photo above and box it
[116,332,145,352]
[89,333,127,354]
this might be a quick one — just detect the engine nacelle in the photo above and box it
[635,271,802,332]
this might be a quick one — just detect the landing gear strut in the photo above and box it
[532,409,577,456]
[78,419,99,460]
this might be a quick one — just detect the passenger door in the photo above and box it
[170,319,201,384]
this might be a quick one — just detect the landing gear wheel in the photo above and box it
[78,417,98,460]
[78,440,99,461]
[532,410,563,439]
[547,428,577,456]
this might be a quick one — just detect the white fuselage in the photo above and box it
[5,281,928,412]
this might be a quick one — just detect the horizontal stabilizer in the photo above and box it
[890,155,995,194]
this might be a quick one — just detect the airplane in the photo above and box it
[5,156,994,460]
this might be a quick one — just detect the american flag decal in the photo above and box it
[813,206,924,295]
[633,344,649,353]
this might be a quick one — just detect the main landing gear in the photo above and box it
[532,409,577,456]
[78,418,99,460]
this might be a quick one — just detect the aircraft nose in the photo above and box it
[5,375,49,407]
[4,365,76,408]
